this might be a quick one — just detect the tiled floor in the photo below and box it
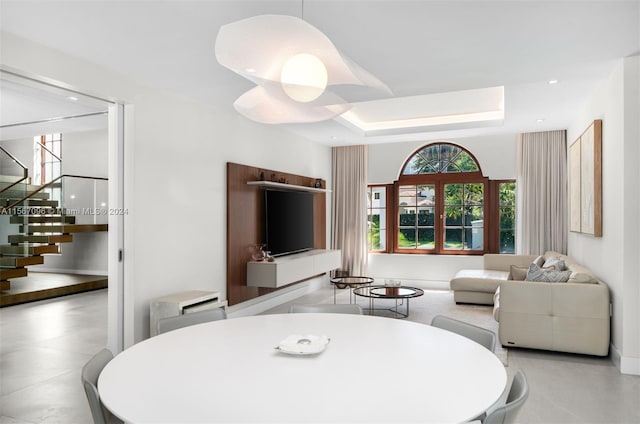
[1,287,638,424]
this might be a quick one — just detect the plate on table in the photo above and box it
[275,334,330,355]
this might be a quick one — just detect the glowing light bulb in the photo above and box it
[280,53,328,102]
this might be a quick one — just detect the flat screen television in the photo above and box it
[264,190,314,257]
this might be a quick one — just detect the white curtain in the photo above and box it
[331,145,368,276]
[516,130,568,255]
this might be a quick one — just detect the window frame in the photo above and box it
[393,174,489,255]
[394,142,488,255]
[366,184,393,253]
[488,179,516,254]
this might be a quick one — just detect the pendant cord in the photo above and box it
[301,0,304,20]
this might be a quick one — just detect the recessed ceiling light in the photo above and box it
[67,96,79,101]
[537,118,545,123]
[245,68,257,73]
[548,79,558,84]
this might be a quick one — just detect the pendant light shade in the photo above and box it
[215,15,391,124]
[280,53,328,102]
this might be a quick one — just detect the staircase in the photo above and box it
[0,181,108,290]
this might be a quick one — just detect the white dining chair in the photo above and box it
[430,315,497,352]
[81,349,124,424]
[156,307,226,335]
[468,369,529,424]
[288,303,363,314]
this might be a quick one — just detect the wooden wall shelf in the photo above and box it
[246,181,329,193]
[227,163,328,306]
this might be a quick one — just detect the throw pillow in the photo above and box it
[543,256,567,271]
[533,255,545,267]
[509,265,528,281]
[526,263,572,283]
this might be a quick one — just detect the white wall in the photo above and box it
[0,136,32,176]
[367,134,517,282]
[1,32,333,346]
[567,56,640,375]
[63,129,108,177]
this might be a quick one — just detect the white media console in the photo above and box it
[246,249,341,288]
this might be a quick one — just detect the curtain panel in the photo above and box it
[516,130,568,255]
[331,145,368,275]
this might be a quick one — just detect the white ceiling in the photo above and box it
[1,0,638,145]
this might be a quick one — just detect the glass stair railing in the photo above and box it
[0,174,108,290]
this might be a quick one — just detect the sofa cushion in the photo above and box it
[526,263,572,283]
[533,255,545,267]
[543,257,567,271]
[450,269,509,293]
[508,265,528,281]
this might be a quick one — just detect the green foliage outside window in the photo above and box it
[403,144,479,175]
[499,182,516,253]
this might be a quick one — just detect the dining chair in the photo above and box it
[288,303,363,314]
[480,369,529,424]
[81,348,124,424]
[430,315,497,352]
[156,307,227,335]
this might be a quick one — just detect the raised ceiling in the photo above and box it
[1,0,638,145]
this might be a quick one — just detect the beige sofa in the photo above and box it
[450,254,538,305]
[451,251,611,356]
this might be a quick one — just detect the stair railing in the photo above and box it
[2,174,109,217]
[0,174,109,286]
[0,146,29,196]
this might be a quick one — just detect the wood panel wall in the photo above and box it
[226,162,326,306]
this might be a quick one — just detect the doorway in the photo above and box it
[0,69,125,352]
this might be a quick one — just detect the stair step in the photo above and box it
[0,267,28,280]
[10,215,76,224]
[19,224,108,234]
[0,256,45,267]
[0,280,9,290]
[0,190,50,201]
[8,234,73,244]
[0,244,59,255]
[3,199,59,207]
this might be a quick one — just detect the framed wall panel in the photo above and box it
[570,120,602,237]
[569,139,581,232]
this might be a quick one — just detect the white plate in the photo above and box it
[276,334,330,355]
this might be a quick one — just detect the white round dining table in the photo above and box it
[99,313,506,423]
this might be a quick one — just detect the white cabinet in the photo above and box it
[247,249,341,288]
[149,290,227,337]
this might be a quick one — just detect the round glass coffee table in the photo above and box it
[329,276,374,304]
[353,285,424,318]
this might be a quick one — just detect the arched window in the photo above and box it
[402,143,480,175]
[396,142,487,254]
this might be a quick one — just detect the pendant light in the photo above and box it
[215,13,390,124]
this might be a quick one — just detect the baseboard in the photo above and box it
[610,343,640,375]
[29,268,107,276]
[226,276,326,318]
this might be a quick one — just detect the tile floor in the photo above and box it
[1,287,638,424]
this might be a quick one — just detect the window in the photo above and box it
[396,142,487,254]
[367,186,389,251]
[398,184,435,249]
[498,181,516,253]
[34,133,62,184]
[443,182,484,250]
